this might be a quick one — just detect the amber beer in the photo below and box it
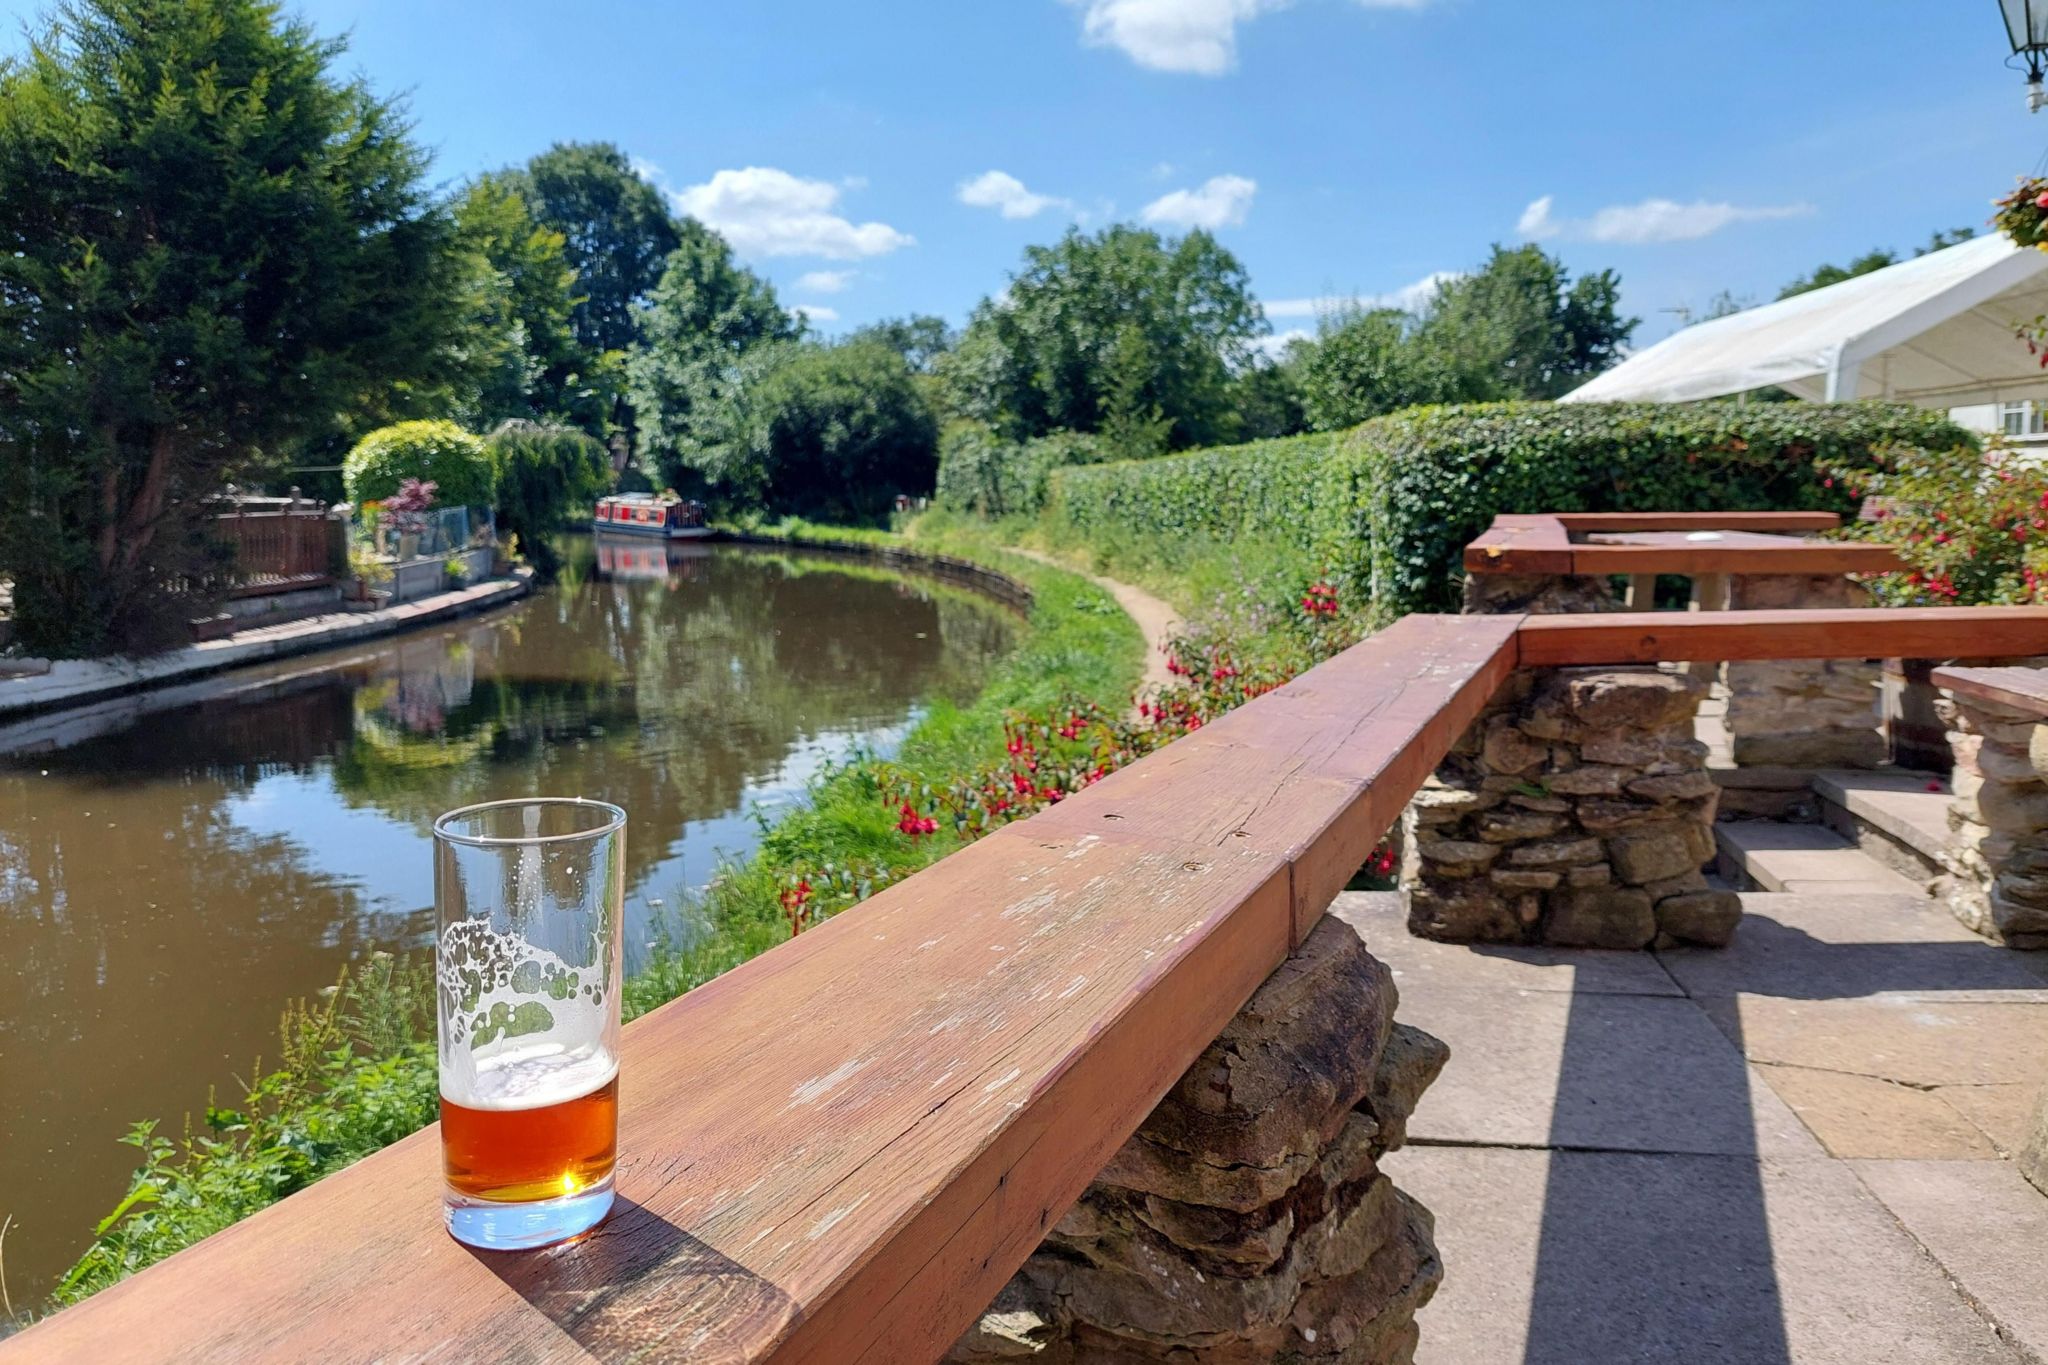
[434,798,626,1250]
[441,1052,618,1204]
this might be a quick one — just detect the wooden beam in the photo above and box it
[0,618,1521,1365]
[1565,539,1902,577]
[1460,516,1575,575]
[1518,607,2048,667]
[1551,511,1840,533]
[1931,664,2048,719]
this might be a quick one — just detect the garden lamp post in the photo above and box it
[2002,0,2048,111]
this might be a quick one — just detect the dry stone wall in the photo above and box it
[1407,667,1739,949]
[1723,574,1883,768]
[1940,680,2048,949]
[946,896,1447,1365]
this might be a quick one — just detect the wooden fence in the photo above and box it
[215,500,339,597]
[10,606,2048,1363]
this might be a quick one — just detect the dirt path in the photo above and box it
[1006,547,1181,697]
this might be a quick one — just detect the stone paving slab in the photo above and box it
[1337,891,1685,997]
[1938,1081,2048,1156]
[1701,995,2048,1092]
[1850,1159,2048,1363]
[1813,768,1952,862]
[1752,1062,2001,1159]
[1388,1147,2029,1365]
[1657,893,2048,1002]
[1714,820,1924,895]
[1399,985,1823,1157]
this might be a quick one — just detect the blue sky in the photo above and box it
[6,0,2044,348]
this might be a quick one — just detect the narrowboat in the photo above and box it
[591,492,712,539]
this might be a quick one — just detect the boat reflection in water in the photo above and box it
[592,535,714,582]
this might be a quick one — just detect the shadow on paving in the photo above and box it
[1453,897,2045,1365]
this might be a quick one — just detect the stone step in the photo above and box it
[1813,769,1951,888]
[1714,820,1926,897]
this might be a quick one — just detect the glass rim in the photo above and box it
[432,797,627,849]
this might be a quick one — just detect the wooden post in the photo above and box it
[1625,573,1656,609]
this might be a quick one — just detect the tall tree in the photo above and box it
[848,314,955,373]
[683,340,938,520]
[451,174,591,430]
[942,225,1264,449]
[1412,244,1634,401]
[1297,307,1448,430]
[0,0,470,656]
[626,220,799,479]
[508,142,679,355]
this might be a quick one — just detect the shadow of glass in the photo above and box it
[465,1196,800,1358]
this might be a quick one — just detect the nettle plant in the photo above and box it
[1820,440,2048,605]
[771,577,1393,934]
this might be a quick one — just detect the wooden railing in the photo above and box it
[215,504,338,596]
[14,606,2048,1363]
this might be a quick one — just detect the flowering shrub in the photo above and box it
[1994,178,2048,252]
[1820,440,2048,605]
[768,573,1397,938]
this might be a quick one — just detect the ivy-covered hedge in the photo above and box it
[1049,402,1972,616]
[934,424,1107,519]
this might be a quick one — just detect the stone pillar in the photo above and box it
[946,897,1448,1365]
[1723,574,1883,768]
[1462,572,1617,616]
[1938,685,2048,949]
[1406,668,1740,949]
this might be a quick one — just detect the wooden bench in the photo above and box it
[15,608,2048,1363]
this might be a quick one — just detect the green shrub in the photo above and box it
[487,420,611,574]
[935,424,1107,518]
[1050,401,1971,617]
[342,421,496,507]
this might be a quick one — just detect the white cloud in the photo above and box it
[791,303,840,325]
[1141,173,1257,229]
[796,269,855,294]
[958,170,1072,220]
[1265,270,1460,319]
[1066,0,1279,76]
[670,167,914,260]
[1066,0,1435,75]
[1517,193,1814,245]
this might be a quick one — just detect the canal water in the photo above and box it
[0,539,1020,1304]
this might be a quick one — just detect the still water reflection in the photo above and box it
[0,539,1018,1302]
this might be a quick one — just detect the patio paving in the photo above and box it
[1344,887,2048,1364]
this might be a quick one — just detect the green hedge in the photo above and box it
[934,424,1107,519]
[1050,401,1970,616]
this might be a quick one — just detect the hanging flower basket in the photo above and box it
[1994,176,2048,251]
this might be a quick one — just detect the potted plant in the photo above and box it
[382,477,437,562]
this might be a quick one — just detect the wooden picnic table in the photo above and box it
[1462,511,1903,581]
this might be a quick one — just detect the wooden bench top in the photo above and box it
[20,603,2048,1363]
[1931,663,2048,718]
[1462,511,1901,578]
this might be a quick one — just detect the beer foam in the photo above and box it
[448,1042,618,1111]
[438,918,615,1105]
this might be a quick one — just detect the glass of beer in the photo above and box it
[433,797,626,1250]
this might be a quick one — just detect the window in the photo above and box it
[2001,400,2048,437]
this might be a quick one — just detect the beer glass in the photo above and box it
[433,798,626,1250]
